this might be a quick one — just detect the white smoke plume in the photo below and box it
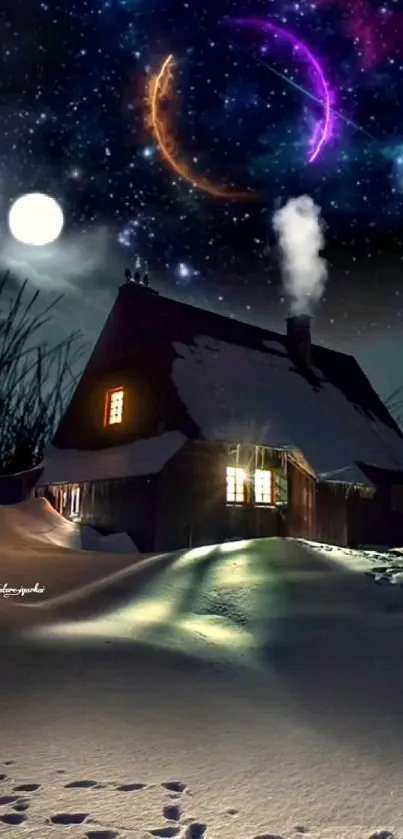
[272,195,327,315]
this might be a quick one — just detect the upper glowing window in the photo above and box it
[104,387,124,425]
[254,469,272,505]
[226,466,247,505]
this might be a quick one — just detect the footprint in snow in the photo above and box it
[64,780,99,789]
[183,823,207,839]
[368,833,395,839]
[150,829,180,838]
[13,801,30,812]
[116,782,146,791]
[0,795,18,805]
[0,776,7,782]
[162,781,187,793]
[12,783,40,792]
[253,835,285,839]
[85,832,120,839]
[50,812,89,825]
[0,813,26,825]
[163,805,181,822]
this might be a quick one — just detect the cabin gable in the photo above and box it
[54,352,200,451]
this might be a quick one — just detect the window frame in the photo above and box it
[226,465,276,507]
[70,486,81,518]
[226,465,248,505]
[104,386,125,426]
[254,468,273,506]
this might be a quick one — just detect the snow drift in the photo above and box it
[0,502,402,670]
[3,505,403,838]
[0,496,138,553]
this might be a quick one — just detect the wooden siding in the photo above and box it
[287,457,317,539]
[155,442,288,551]
[35,449,403,551]
[315,481,403,548]
[346,490,403,547]
[35,442,321,552]
[36,475,159,552]
[316,482,348,546]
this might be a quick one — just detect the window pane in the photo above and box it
[226,466,246,504]
[254,469,272,504]
[226,477,236,502]
[71,487,81,516]
[106,388,124,424]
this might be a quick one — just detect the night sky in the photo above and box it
[1,0,403,419]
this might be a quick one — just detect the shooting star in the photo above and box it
[230,40,376,142]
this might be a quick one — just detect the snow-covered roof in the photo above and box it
[37,431,186,485]
[171,335,403,484]
[50,285,403,487]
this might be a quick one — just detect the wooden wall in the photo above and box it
[155,441,288,551]
[35,442,321,552]
[287,457,317,540]
[315,481,403,548]
[36,475,159,552]
[316,482,348,546]
[346,490,403,547]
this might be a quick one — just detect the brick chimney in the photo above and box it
[286,314,312,366]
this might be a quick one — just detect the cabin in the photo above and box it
[34,275,403,551]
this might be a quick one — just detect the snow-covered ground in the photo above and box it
[301,538,403,589]
[2,499,403,838]
[0,496,139,553]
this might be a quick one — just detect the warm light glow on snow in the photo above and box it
[8,192,64,246]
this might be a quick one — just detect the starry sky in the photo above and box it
[1,0,403,421]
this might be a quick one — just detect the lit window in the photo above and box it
[105,387,124,425]
[57,490,68,514]
[254,469,272,505]
[226,466,247,504]
[71,486,81,517]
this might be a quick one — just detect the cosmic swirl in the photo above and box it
[226,18,333,164]
[147,54,257,201]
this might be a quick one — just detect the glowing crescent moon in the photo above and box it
[148,55,258,200]
[226,18,333,163]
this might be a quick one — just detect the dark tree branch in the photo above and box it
[0,273,84,475]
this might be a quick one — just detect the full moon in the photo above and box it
[8,192,64,247]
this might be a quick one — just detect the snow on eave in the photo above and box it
[317,463,374,486]
[287,449,316,479]
[37,431,187,485]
